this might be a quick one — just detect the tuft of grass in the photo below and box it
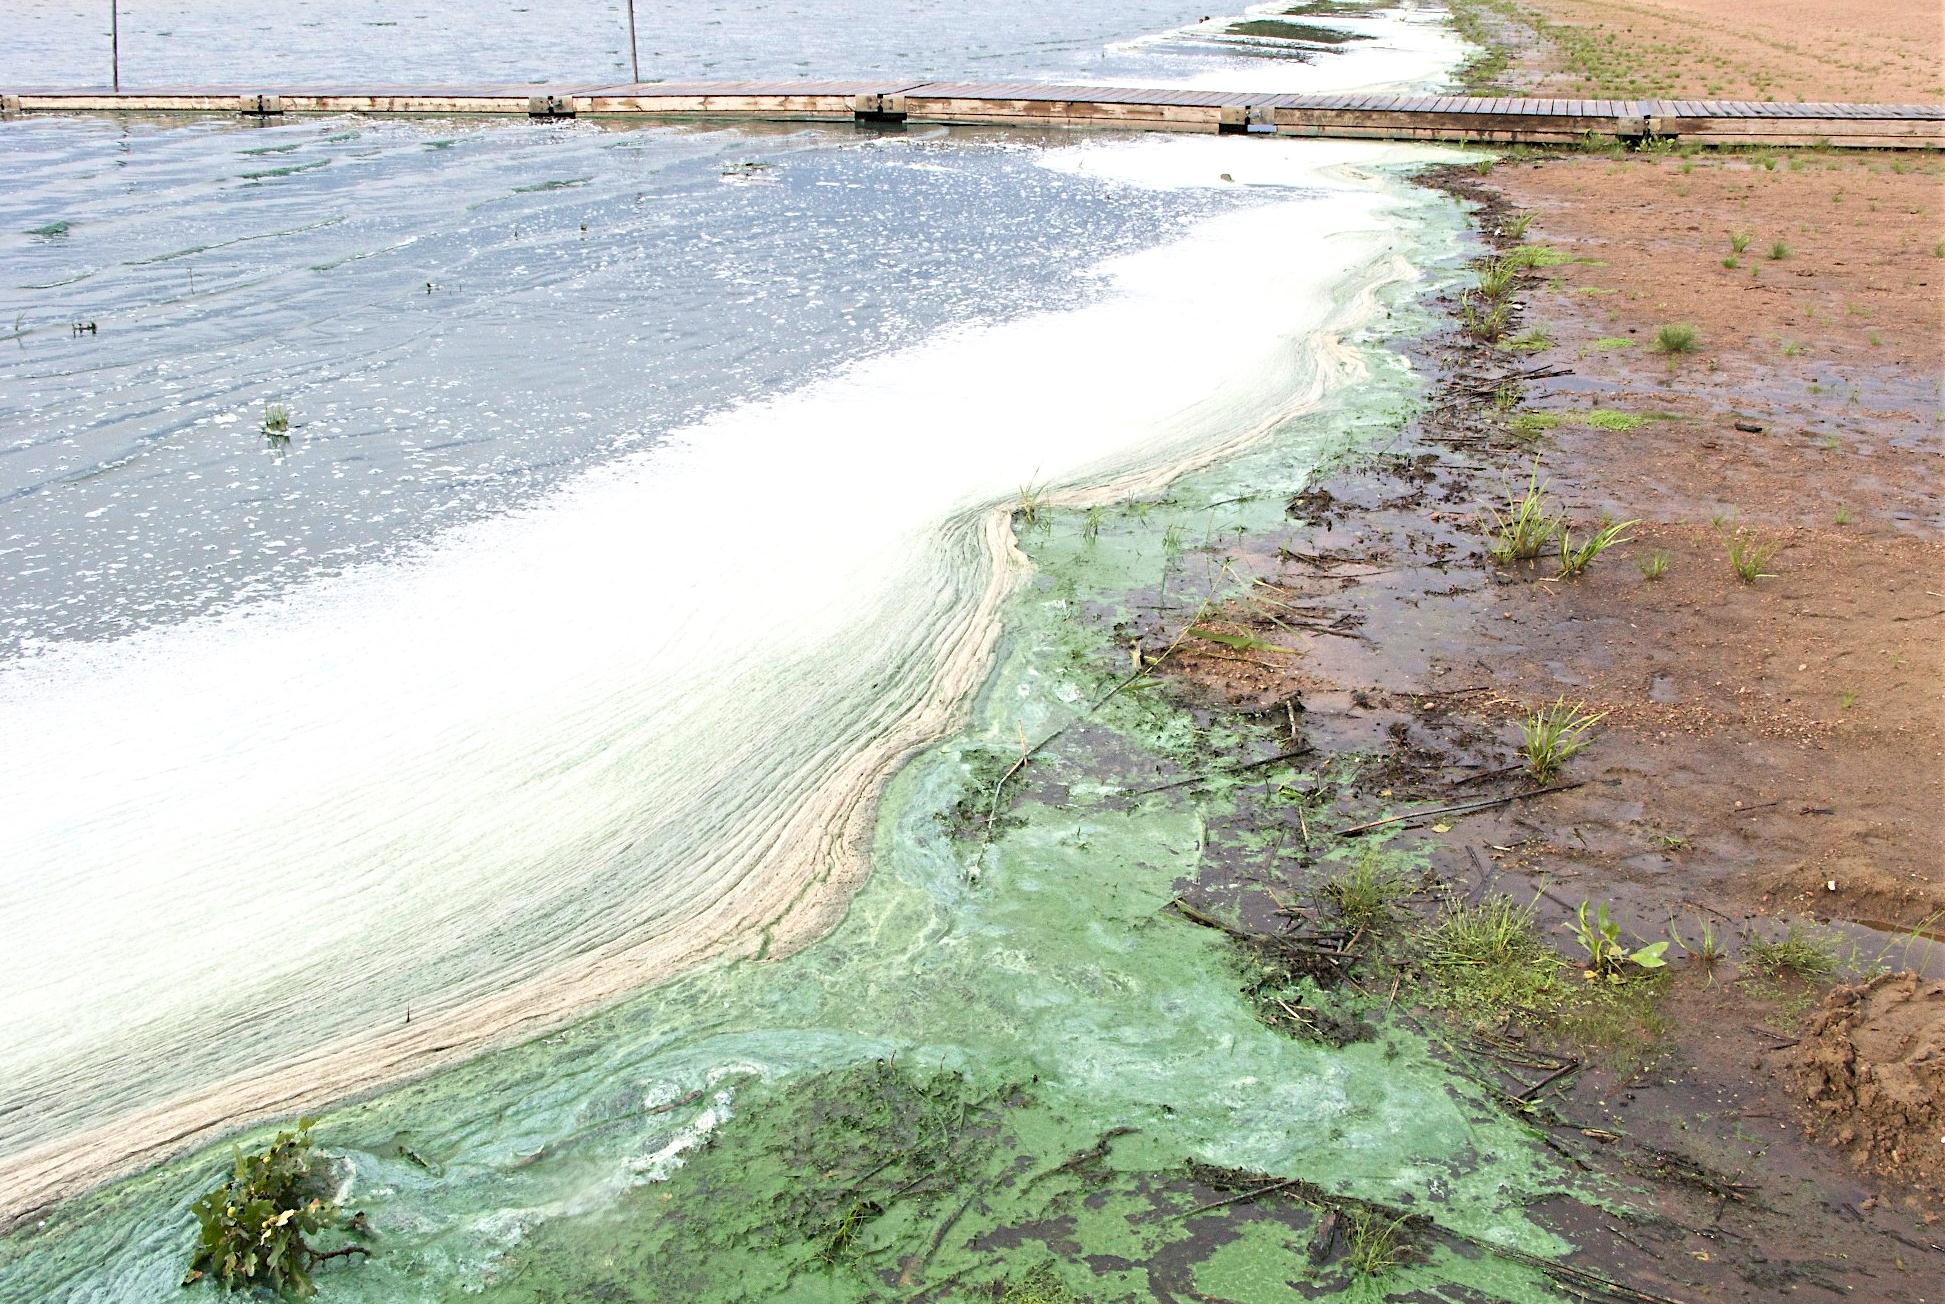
[1322,846,1414,935]
[1766,240,1790,261]
[1417,895,1564,1021]
[1015,482,1047,530]
[1475,258,1518,301]
[1485,468,1560,564]
[262,403,291,436]
[1590,336,1636,350]
[1838,688,1858,711]
[1520,698,1605,781]
[1506,327,1552,353]
[1636,549,1670,581]
[1505,212,1535,240]
[1582,409,1646,431]
[1724,529,1779,582]
[1833,505,1852,525]
[1458,291,1512,343]
[1081,505,1102,542]
[1742,922,1837,982]
[1651,323,1698,355]
[1721,255,1739,269]
[1779,338,1804,358]
[1345,1209,1412,1279]
[1558,516,1636,577]
[1728,231,1752,254]
[999,1263,1080,1304]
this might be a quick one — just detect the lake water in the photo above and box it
[0,5,1507,1300]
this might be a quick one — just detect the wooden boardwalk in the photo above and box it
[4,82,1941,148]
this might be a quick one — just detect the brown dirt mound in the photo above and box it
[1782,972,1945,1202]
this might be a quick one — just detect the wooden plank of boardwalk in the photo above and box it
[3,81,1942,148]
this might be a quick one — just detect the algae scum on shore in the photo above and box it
[1,152,1607,1301]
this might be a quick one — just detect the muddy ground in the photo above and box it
[1117,146,1942,1297]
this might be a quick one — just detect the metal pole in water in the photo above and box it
[625,0,640,83]
[111,0,120,91]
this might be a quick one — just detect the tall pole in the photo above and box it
[111,0,120,92]
[625,0,640,83]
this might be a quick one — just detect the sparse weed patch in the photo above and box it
[1767,240,1790,261]
[1506,327,1552,353]
[1636,549,1669,580]
[262,404,291,437]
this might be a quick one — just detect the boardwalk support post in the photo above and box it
[527,93,575,119]
[852,93,907,124]
[1,94,20,115]
[240,93,283,116]
[1617,113,1648,141]
[1219,104,1247,134]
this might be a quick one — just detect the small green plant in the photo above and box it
[1636,549,1670,580]
[1839,688,1858,710]
[1779,338,1803,358]
[1728,231,1752,254]
[1344,1208,1412,1278]
[1506,327,1553,353]
[1721,255,1739,269]
[1833,505,1852,525]
[262,404,291,436]
[1459,291,1513,343]
[1015,482,1046,530]
[1417,895,1563,1020]
[1651,323,1697,354]
[1474,155,1495,176]
[1323,847,1414,935]
[1934,240,1944,259]
[1485,468,1560,564]
[1161,523,1184,557]
[999,1263,1079,1304]
[1505,212,1535,240]
[1564,901,1668,982]
[1743,922,1838,982]
[1557,516,1636,577]
[1519,698,1604,781]
[1591,336,1635,350]
[1670,917,1725,980]
[1476,258,1518,301]
[1767,240,1790,260]
[184,1120,366,1296]
[1724,529,1779,582]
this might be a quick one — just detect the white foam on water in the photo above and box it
[1102,0,1467,94]
[0,135,1451,1214]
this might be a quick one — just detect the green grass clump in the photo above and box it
[1506,327,1553,353]
[1345,1209,1412,1278]
[1767,240,1791,261]
[1485,469,1560,563]
[1742,922,1838,982]
[1322,846,1415,935]
[262,404,292,436]
[1590,336,1636,350]
[1651,323,1698,354]
[1558,516,1636,577]
[1724,529,1779,582]
[1520,698,1604,780]
[1582,409,1646,431]
[1417,895,1564,1022]
[1000,1263,1081,1304]
[1728,231,1752,254]
[1637,549,1670,580]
